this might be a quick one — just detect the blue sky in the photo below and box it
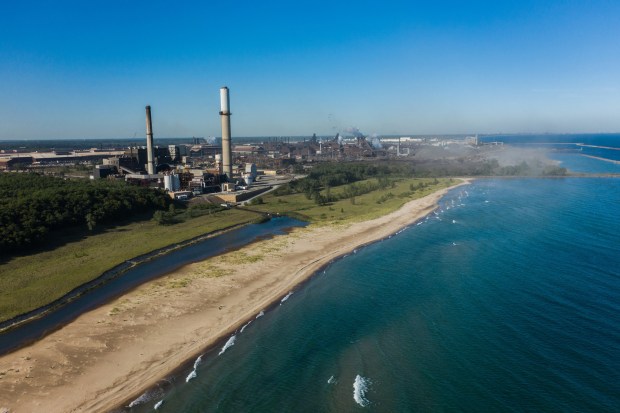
[1,0,619,139]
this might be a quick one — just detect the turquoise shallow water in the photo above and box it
[125,175,620,413]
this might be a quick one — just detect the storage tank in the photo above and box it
[164,175,173,191]
[172,174,181,191]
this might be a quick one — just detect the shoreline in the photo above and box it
[0,218,268,336]
[0,179,470,413]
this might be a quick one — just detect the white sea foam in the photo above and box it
[240,320,252,333]
[186,370,197,382]
[219,335,236,355]
[327,375,336,384]
[280,291,293,305]
[128,392,150,407]
[256,310,265,319]
[353,249,357,254]
[154,400,164,410]
[193,355,203,370]
[353,375,370,407]
[452,219,456,224]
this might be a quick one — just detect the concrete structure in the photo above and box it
[219,87,232,180]
[0,156,34,170]
[168,190,192,200]
[168,145,189,162]
[164,174,181,192]
[92,164,117,179]
[221,182,235,192]
[145,105,155,175]
[217,185,273,203]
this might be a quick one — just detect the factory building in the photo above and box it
[89,87,271,199]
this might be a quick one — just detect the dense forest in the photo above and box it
[0,174,170,252]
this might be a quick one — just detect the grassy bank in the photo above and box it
[246,177,456,224]
[0,177,458,323]
[0,208,261,322]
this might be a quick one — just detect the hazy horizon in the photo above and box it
[3,132,620,144]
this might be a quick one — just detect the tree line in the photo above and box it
[274,162,413,199]
[0,174,170,253]
[273,158,566,207]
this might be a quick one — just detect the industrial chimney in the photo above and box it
[219,87,232,180]
[145,105,155,175]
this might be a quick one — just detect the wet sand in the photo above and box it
[0,180,468,413]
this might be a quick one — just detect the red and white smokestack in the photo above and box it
[219,87,232,180]
[145,105,155,175]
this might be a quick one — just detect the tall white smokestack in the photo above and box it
[145,105,155,175]
[219,87,232,180]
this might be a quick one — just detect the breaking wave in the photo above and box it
[256,310,265,319]
[353,375,370,407]
[154,400,164,410]
[193,355,203,370]
[219,335,236,356]
[185,354,204,383]
[128,392,151,408]
[280,291,293,305]
[240,320,252,333]
[186,370,197,383]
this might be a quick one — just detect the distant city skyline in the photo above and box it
[1,0,619,140]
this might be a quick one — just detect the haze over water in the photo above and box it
[127,137,620,412]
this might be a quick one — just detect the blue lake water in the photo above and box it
[482,133,620,173]
[126,140,620,412]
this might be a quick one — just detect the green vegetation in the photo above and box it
[0,208,261,322]
[247,176,455,224]
[0,161,460,324]
[274,162,414,199]
[0,173,170,252]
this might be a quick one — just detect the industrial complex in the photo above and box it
[0,87,486,204]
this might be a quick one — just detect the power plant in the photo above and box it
[2,85,418,203]
[87,86,268,202]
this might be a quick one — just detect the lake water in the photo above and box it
[126,136,620,412]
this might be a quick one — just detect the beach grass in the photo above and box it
[0,177,456,323]
[246,177,456,225]
[0,208,261,322]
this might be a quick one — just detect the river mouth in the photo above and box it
[0,217,307,355]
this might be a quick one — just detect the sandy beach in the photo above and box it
[0,180,468,413]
